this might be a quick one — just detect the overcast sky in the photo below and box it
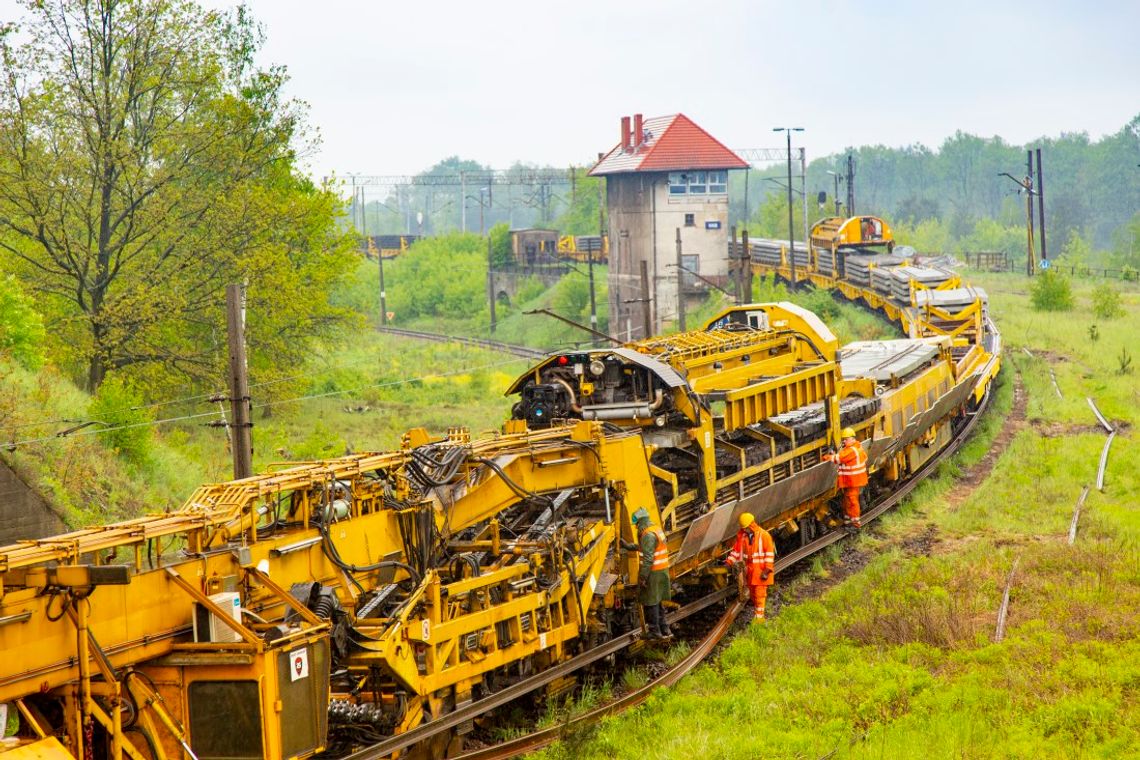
[5,0,1139,179]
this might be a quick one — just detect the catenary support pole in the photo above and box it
[729,225,739,301]
[1026,151,1036,276]
[639,260,651,340]
[225,284,253,480]
[675,228,686,332]
[786,132,797,287]
[800,147,809,272]
[738,229,747,303]
[1036,148,1047,263]
[487,236,497,334]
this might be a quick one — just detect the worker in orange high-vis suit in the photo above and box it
[825,426,868,528]
[724,512,776,623]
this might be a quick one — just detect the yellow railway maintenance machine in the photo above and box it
[0,296,998,758]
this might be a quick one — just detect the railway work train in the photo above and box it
[0,215,1000,760]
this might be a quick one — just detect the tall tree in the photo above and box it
[0,0,353,391]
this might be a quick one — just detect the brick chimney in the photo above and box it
[620,116,631,152]
[632,113,643,150]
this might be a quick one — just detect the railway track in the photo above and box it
[378,326,547,360]
[345,382,996,760]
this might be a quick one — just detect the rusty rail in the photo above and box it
[454,599,744,760]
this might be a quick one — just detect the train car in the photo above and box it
[556,234,609,264]
[0,246,999,759]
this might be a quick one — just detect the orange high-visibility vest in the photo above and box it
[835,440,868,489]
[727,525,775,586]
[650,529,670,571]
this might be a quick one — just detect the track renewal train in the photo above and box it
[0,229,999,760]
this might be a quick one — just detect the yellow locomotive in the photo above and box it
[0,240,998,758]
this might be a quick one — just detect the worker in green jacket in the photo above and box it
[626,507,672,640]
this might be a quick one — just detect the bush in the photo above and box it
[488,223,512,268]
[0,275,46,369]
[386,233,488,321]
[1030,270,1074,312]
[512,276,547,306]
[1091,284,1124,320]
[88,376,154,463]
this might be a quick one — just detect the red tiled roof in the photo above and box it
[588,113,748,176]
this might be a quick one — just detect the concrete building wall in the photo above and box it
[606,174,732,338]
[0,461,66,545]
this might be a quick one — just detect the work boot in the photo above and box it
[643,605,662,639]
[658,617,674,640]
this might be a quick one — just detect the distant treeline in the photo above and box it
[789,117,1140,249]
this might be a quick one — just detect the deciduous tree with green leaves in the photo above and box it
[0,0,354,392]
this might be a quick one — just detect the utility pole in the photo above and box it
[590,179,602,346]
[1036,148,1047,264]
[1026,151,1036,276]
[845,154,856,216]
[378,248,388,326]
[729,225,739,301]
[460,170,467,233]
[773,127,803,288]
[587,244,598,346]
[487,236,497,333]
[743,173,750,228]
[225,284,253,480]
[738,229,747,303]
[800,147,809,272]
[675,228,686,332]
[999,169,1038,276]
[639,260,652,340]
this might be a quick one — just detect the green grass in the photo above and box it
[164,331,518,482]
[0,330,518,523]
[535,272,1140,760]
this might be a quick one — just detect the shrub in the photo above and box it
[512,276,547,306]
[88,376,154,463]
[1030,270,1073,312]
[1091,284,1124,320]
[0,275,46,369]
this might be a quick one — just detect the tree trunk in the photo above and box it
[87,352,106,392]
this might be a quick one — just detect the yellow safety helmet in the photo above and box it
[738,512,755,529]
[841,427,856,439]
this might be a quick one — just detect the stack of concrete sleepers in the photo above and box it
[842,251,909,288]
[914,286,988,313]
[914,286,989,336]
[817,248,836,275]
[888,266,954,302]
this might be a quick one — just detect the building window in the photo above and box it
[668,172,688,195]
[688,171,707,194]
[708,171,727,194]
[684,213,695,227]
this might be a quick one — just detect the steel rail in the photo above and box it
[342,589,737,760]
[1097,431,1116,492]
[453,599,744,760]
[1086,397,1115,491]
[378,327,547,360]
[1086,397,1113,434]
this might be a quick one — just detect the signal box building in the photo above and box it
[589,113,747,338]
